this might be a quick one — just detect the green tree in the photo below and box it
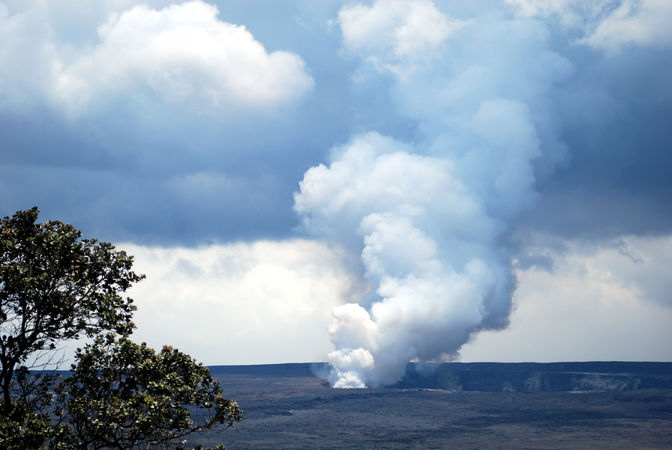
[0,389,64,449]
[54,334,242,449]
[0,207,242,448]
[0,207,142,414]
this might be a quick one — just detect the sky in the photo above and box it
[1,0,671,384]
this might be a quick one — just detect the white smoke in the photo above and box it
[294,0,571,387]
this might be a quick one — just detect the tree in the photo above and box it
[0,207,242,448]
[0,388,64,449]
[0,207,143,413]
[54,334,242,449]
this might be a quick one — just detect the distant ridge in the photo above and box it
[208,362,672,392]
[208,363,328,378]
[393,362,672,392]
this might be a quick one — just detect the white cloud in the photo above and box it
[118,240,360,365]
[54,1,314,114]
[579,0,672,52]
[338,0,467,75]
[507,0,672,52]
[461,234,672,362]
[0,1,314,115]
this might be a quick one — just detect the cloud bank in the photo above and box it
[461,234,672,362]
[124,240,360,365]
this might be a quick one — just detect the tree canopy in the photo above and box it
[54,334,242,449]
[0,207,242,448]
[1,207,142,410]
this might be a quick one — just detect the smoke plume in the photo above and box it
[294,0,570,388]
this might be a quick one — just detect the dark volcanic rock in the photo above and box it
[202,362,672,448]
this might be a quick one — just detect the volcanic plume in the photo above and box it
[294,0,570,388]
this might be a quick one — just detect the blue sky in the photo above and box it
[2,0,671,385]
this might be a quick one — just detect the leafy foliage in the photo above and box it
[0,397,66,450]
[0,208,241,448]
[54,334,242,449]
[0,207,143,412]
[0,366,73,448]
